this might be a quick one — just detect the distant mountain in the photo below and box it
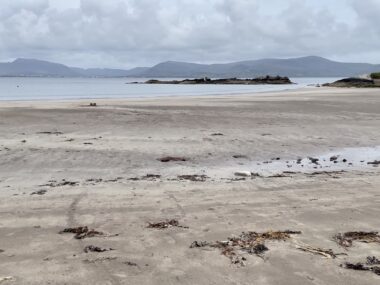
[0,58,149,77]
[140,56,380,78]
[0,56,379,78]
[0,58,77,77]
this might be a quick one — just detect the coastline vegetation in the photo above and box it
[370,72,380,79]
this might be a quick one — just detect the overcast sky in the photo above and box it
[0,0,379,68]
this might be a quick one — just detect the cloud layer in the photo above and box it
[0,0,379,68]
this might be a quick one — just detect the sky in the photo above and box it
[0,0,379,68]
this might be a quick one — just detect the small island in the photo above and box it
[324,73,380,88]
[141,76,293,85]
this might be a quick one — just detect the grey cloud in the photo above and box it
[0,0,379,68]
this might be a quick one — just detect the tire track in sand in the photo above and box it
[65,190,122,285]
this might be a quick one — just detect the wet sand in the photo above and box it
[0,87,380,284]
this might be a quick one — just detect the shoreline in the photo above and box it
[0,85,307,103]
[1,86,379,106]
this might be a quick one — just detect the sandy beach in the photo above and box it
[1,87,380,284]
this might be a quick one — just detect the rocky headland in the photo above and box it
[324,74,380,88]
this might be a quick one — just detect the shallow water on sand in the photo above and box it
[244,146,380,176]
[204,146,380,178]
[0,77,340,101]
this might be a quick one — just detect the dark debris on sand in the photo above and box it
[308,171,346,176]
[40,179,79,187]
[59,226,104,239]
[147,219,189,229]
[124,261,138,267]
[142,174,161,179]
[343,257,380,276]
[178,175,208,182]
[190,230,301,266]
[37,131,63,135]
[367,256,380,265]
[128,174,161,181]
[233,155,249,159]
[334,231,380,248]
[31,190,47,196]
[368,160,380,166]
[84,245,114,253]
[158,156,188,162]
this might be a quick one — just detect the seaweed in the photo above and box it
[59,226,104,239]
[148,219,188,229]
[190,230,301,265]
[334,231,380,248]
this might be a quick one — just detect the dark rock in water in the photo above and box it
[330,156,338,162]
[308,157,319,164]
[144,76,293,85]
[324,78,376,88]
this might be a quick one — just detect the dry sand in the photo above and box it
[0,87,380,284]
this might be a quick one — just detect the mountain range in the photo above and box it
[0,56,379,78]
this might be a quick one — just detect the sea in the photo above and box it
[0,77,340,101]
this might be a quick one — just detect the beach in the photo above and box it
[0,87,380,284]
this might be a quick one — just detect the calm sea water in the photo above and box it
[0,77,340,101]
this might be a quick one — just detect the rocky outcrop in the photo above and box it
[323,78,377,88]
[144,76,293,85]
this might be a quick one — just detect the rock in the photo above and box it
[324,78,376,88]
[330,156,338,162]
[308,157,319,164]
[234,171,252,177]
